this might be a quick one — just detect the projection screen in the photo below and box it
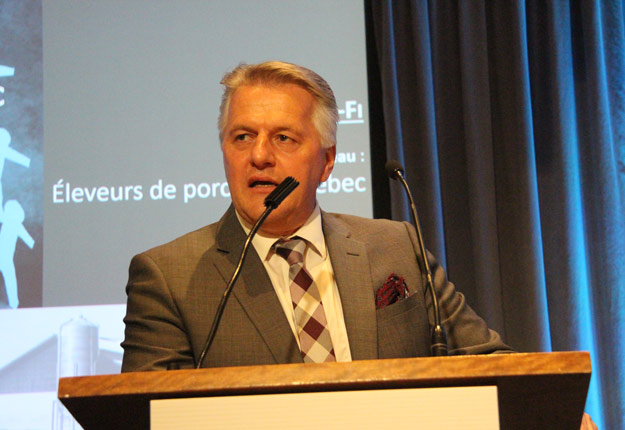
[0,1,373,428]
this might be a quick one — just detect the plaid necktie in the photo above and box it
[274,237,336,363]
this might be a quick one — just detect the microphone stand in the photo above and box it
[386,161,448,356]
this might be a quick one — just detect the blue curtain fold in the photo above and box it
[369,1,625,428]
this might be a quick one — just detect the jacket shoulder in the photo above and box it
[141,222,220,263]
[323,212,412,238]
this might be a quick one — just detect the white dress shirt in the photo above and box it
[236,205,352,362]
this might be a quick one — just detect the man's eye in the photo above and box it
[277,135,291,142]
[235,134,249,141]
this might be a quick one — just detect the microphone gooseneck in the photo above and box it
[385,160,448,356]
[195,177,300,368]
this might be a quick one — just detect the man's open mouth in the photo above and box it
[250,180,278,188]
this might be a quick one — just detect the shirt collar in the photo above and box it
[235,204,326,261]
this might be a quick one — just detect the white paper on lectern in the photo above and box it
[151,385,499,429]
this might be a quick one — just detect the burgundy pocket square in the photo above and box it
[375,273,409,309]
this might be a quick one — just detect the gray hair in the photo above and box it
[218,61,338,148]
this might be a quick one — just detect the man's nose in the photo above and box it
[251,135,275,168]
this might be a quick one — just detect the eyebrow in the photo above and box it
[227,124,303,136]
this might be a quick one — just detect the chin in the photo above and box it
[266,208,306,234]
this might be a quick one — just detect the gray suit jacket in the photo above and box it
[121,206,510,371]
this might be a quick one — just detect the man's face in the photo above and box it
[222,83,335,236]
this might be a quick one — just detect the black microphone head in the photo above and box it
[385,159,404,180]
[264,176,299,209]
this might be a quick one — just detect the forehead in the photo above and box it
[227,84,316,122]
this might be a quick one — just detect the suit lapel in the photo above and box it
[322,212,378,360]
[213,207,302,364]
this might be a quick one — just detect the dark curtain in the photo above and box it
[367,1,625,428]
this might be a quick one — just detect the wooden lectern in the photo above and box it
[58,351,591,430]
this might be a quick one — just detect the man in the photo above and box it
[121,61,510,371]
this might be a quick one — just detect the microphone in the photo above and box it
[385,160,448,356]
[264,176,298,209]
[195,176,300,368]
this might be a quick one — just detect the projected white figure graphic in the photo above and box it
[0,65,14,77]
[0,128,31,206]
[0,65,15,108]
[0,129,33,308]
[0,200,34,308]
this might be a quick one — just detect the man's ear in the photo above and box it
[320,145,336,182]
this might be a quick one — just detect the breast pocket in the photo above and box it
[376,293,431,358]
